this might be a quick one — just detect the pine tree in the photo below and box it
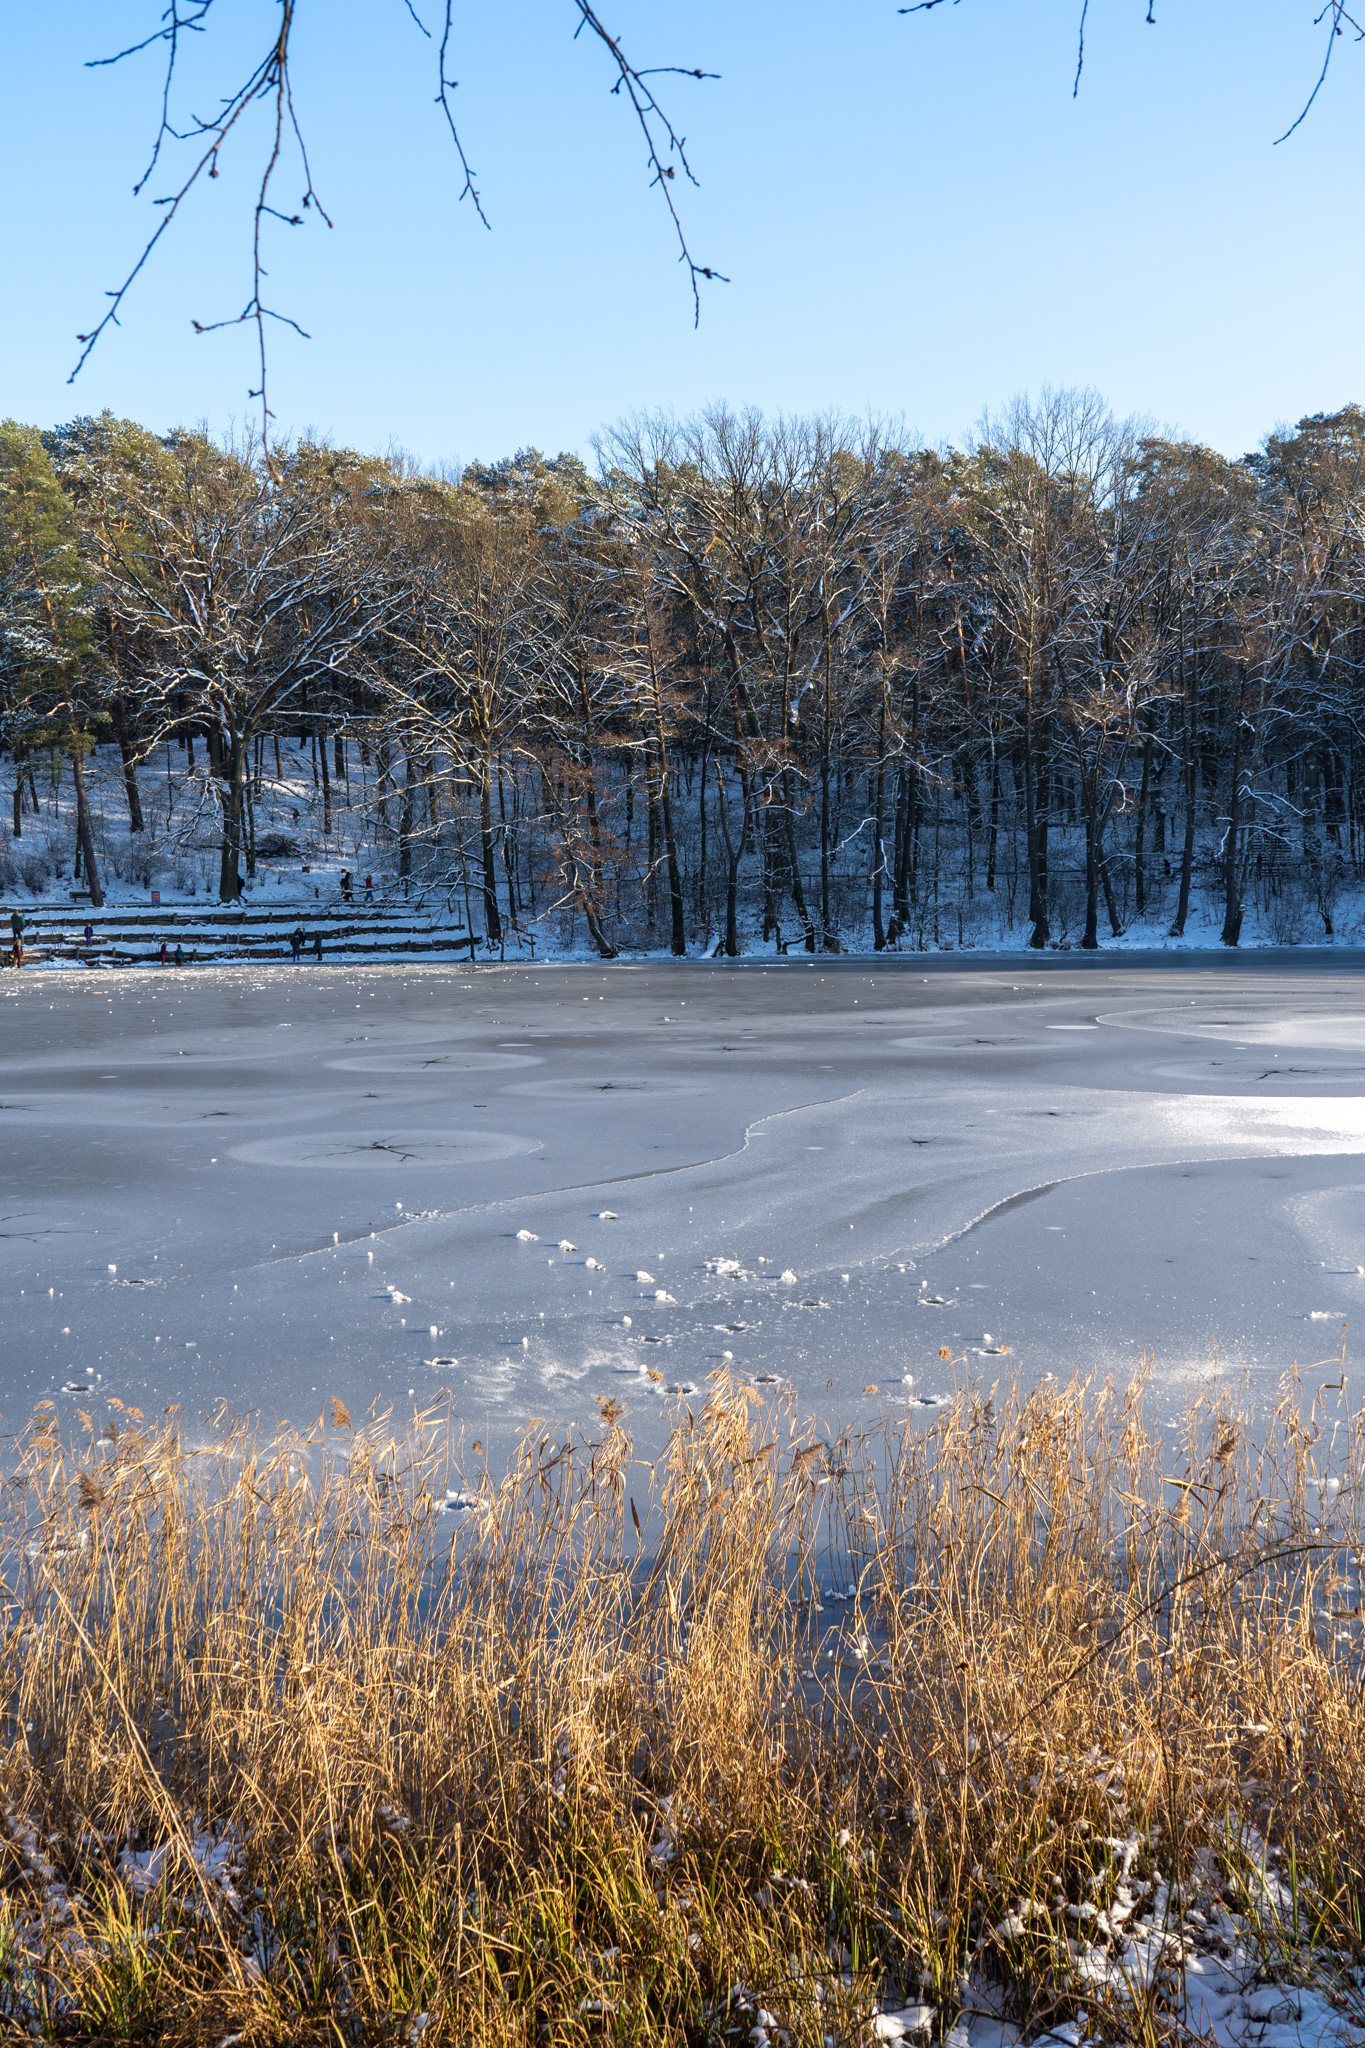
[0,421,106,898]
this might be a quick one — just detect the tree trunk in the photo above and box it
[1171,660,1198,937]
[888,763,912,941]
[644,620,685,955]
[1085,729,1133,947]
[580,890,616,958]
[1082,772,1100,950]
[65,723,103,906]
[498,764,517,927]
[13,749,31,836]
[400,753,416,892]
[759,803,777,941]
[479,757,502,943]
[582,775,617,957]
[111,695,145,833]
[1303,747,1321,890]
[661,754,686,956]
[986,748,1000,892]
[781,769,815,951]
[1134,726,1153,916]
[715,759,749,958]
[1221,676,1245,947]
[217,735,245,902]
[573,770,618,954]
[1101,847,1123,936]
[819,734,832,947]
[697,684,710,928]
[1024,678,1049,948]
[871,704,887,950]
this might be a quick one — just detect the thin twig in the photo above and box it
[1276,0,1365,143]
[571,2,726,324]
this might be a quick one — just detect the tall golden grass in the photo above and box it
[1,1365,1361,2044]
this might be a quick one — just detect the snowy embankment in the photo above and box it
[5,741,1364,966]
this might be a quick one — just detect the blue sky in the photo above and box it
[3,2,1361,467]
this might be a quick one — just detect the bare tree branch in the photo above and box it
[437,2,491,228]
[571,2,725,325]
[1276,0,1365,145]
[72,0,329,479]
[69,0,723,462]
[903,0,1365,150]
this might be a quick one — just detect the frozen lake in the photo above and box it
[5,952,1365,1452]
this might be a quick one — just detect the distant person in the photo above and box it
[364,874,373,903]
[159,940,167,967]
[290,925,304,962]
[10,909,25,946]
[83,921,93,948]
[312,931,322,961]
[8,933,22,969]
[173,942,184,968]
[340,870,353,904]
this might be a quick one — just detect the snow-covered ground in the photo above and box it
[6,953,1365,1454]
[5,738,1365,959]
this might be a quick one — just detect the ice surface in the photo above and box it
[6,955,1365,1457]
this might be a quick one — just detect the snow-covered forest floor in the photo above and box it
[4,738,1362,962]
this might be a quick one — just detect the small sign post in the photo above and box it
[151,890,160,906]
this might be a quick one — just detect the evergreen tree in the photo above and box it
[0,420,106,897]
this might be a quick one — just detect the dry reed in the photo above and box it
[0,1364,1361,2044]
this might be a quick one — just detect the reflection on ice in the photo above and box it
[13,962,1365,1449]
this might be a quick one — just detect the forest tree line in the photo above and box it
[2,389,1364,952]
